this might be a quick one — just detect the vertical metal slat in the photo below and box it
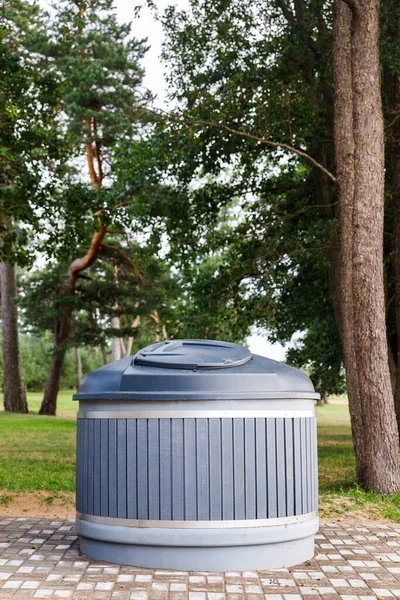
[172,419,184,520]
[108,419,117,518]
[244,418,256,519]
[255,418,267,519]
[159,419,172,520]
[126,419,137,519]
[209,418,222,520]
[117,419,127,518]
[196,419,210,520]
[100,419,109,516]
[221,419,234,520]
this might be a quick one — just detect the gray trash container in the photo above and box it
[74,339,319,571]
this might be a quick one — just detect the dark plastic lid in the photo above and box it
[133,340,252,370]
[74,339,318,401]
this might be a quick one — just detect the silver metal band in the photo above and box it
[77,410,315,419]
[76,511,317,529]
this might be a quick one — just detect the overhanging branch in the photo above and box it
[184,117,337,183]
[149,107,336,183]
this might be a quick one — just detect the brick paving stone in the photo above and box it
[1,520,400,599]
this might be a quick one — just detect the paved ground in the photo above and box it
[0,518,400,600]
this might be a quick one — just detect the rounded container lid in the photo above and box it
[74,339,319,401]
[133,339,252,370]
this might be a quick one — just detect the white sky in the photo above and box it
[114,0,181,105]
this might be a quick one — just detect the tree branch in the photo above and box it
[185,117,337,182]
[275,0,295,23]
[115,200,136,209]
[149,107,336,182]
[101,243,146,282]
[68,225,107,287]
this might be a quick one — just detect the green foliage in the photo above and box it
[30,0,153,263]
[0,0,66,264]
[114,0,343,394]
[18,240,180,354]
[49,0,149,150]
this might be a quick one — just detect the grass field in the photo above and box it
[0,392,399,521]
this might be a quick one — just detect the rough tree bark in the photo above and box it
[0,262,28,413]
[385,0,400,433]
[333,0,400,491]
[332,0,365,480]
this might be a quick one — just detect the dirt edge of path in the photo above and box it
[0,492,75,518]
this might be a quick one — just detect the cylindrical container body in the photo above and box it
[74,340,319,571]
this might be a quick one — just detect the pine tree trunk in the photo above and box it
[333,0,365,479]
[351,0,400,491]
[39,226,107,415]
[0,262,28,413]
[39,347,66,415]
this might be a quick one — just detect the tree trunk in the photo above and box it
[75,347,83,389]
[151,309,160,342]
[111,313,121,362]
[351,0,400,491]
[333,0,365,480]
[39,7,109,415]
[39,225,108,415]
[385,1,400,433]
[101,345,108,365]
[39,348,66,415]
[0,262,28,413]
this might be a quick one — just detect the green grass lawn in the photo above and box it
[0,392,399,520]
[317,399,400,521]
[0,391,76,494]
[25,390,77,418]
